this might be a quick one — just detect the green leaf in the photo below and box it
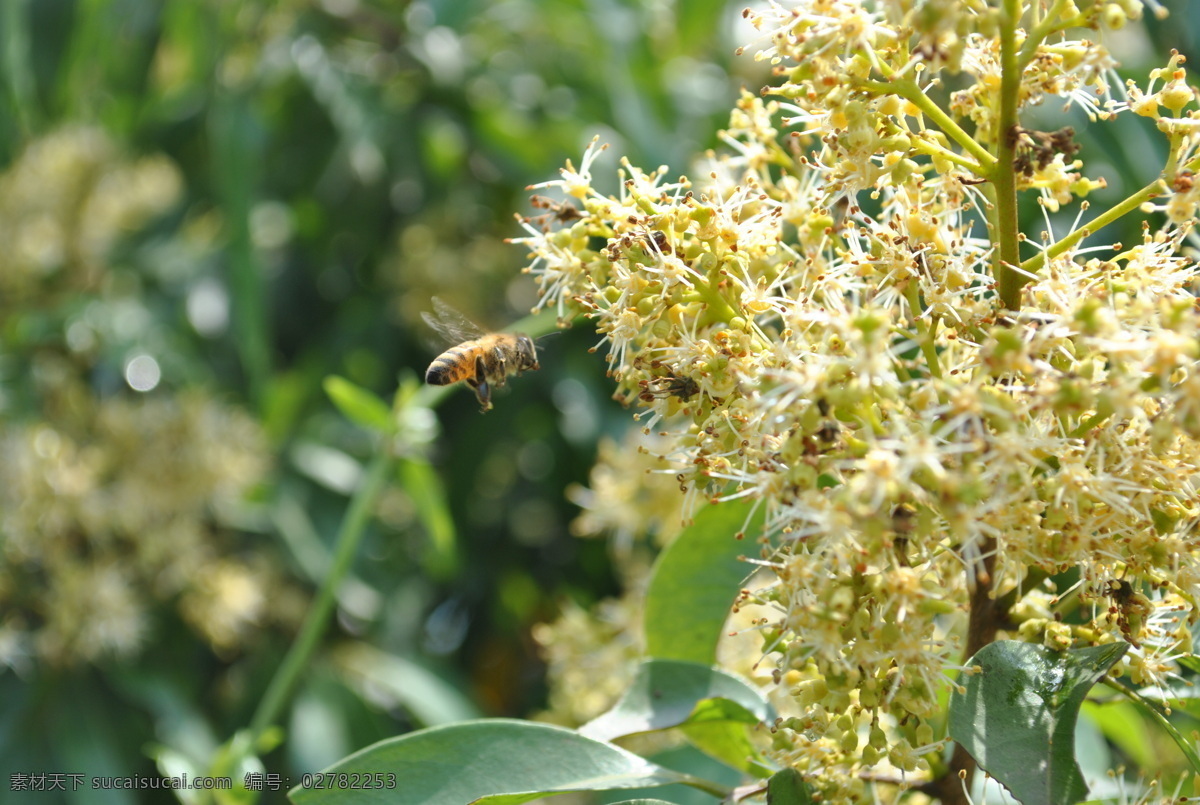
[580,659,773,776]
[211,94,270,407]
[1176,654,1200,675]
[1081,700,1154,770]
[206,729,275,805]
[675,0,727,50]
[1072,706,1116,798]
[598,744,744,805]
[333,643,481,727]
[152,746,203,804]
[1,0,36,137]
[766,768,814,805]
[51,678,138,805]
[605,801,679,805]
[324,375,394,433]
[680,715,772,778]
[948,640,1129,805]
[644,500,763,663]
[397,457,459,578]
[580,660,769,740]
[287,720,709,805]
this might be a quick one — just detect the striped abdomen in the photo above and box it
[426,341,482,386]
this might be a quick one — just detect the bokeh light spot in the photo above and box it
[125,355,161,392]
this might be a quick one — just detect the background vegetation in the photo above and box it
[1,1,1199,803]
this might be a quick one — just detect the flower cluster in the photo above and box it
[519,1,1200,797]
[531,595,644,726]
[567,430,690,560]
[0,392,273,666]
[0,126,181,305]
[0,129,278,668]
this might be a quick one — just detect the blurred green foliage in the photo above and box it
[0,0,759,802]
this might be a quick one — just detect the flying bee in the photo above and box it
[423,297,540,412]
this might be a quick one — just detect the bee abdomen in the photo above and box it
[426,346,474,385]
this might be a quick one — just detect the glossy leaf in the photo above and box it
[949,641,1128,805]
[644,501,763,663]
[288,720,706,805]
[598,744,745,805]
[580,659,773,776]
[324,375,394,433]
[680,715,773,778]
[580,660,769,740]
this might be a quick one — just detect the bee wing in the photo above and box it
[422,297,486,345]
[532,329,562,347]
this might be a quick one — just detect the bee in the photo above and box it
[637,372,700,403]
[423,297,540,412]
[527,195,583,230]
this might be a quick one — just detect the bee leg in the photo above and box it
[472,355,493,411]
[491,346,508,387]
[472,381,492,411]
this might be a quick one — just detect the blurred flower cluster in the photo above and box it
[532,429,687,725]
[531,593,644,726]
[0,128,277,669]
[567,431,689,563]
[521,1,1200,797]
[0,127,180,302]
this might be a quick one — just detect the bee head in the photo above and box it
[516,335,540,371]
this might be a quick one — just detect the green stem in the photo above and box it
[992,0,1025,310]
[695,281,742,324]
[1017,129,1195,277]
[692,275,771,351]
[1018,0,1084,69]
[904,283,943,380]
[681,775,735,800]
[1104,674,1200,775]
[908,137,984,171]
[862,77,995,171]
[249,448,394,739]
[1019,176,1166,276]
